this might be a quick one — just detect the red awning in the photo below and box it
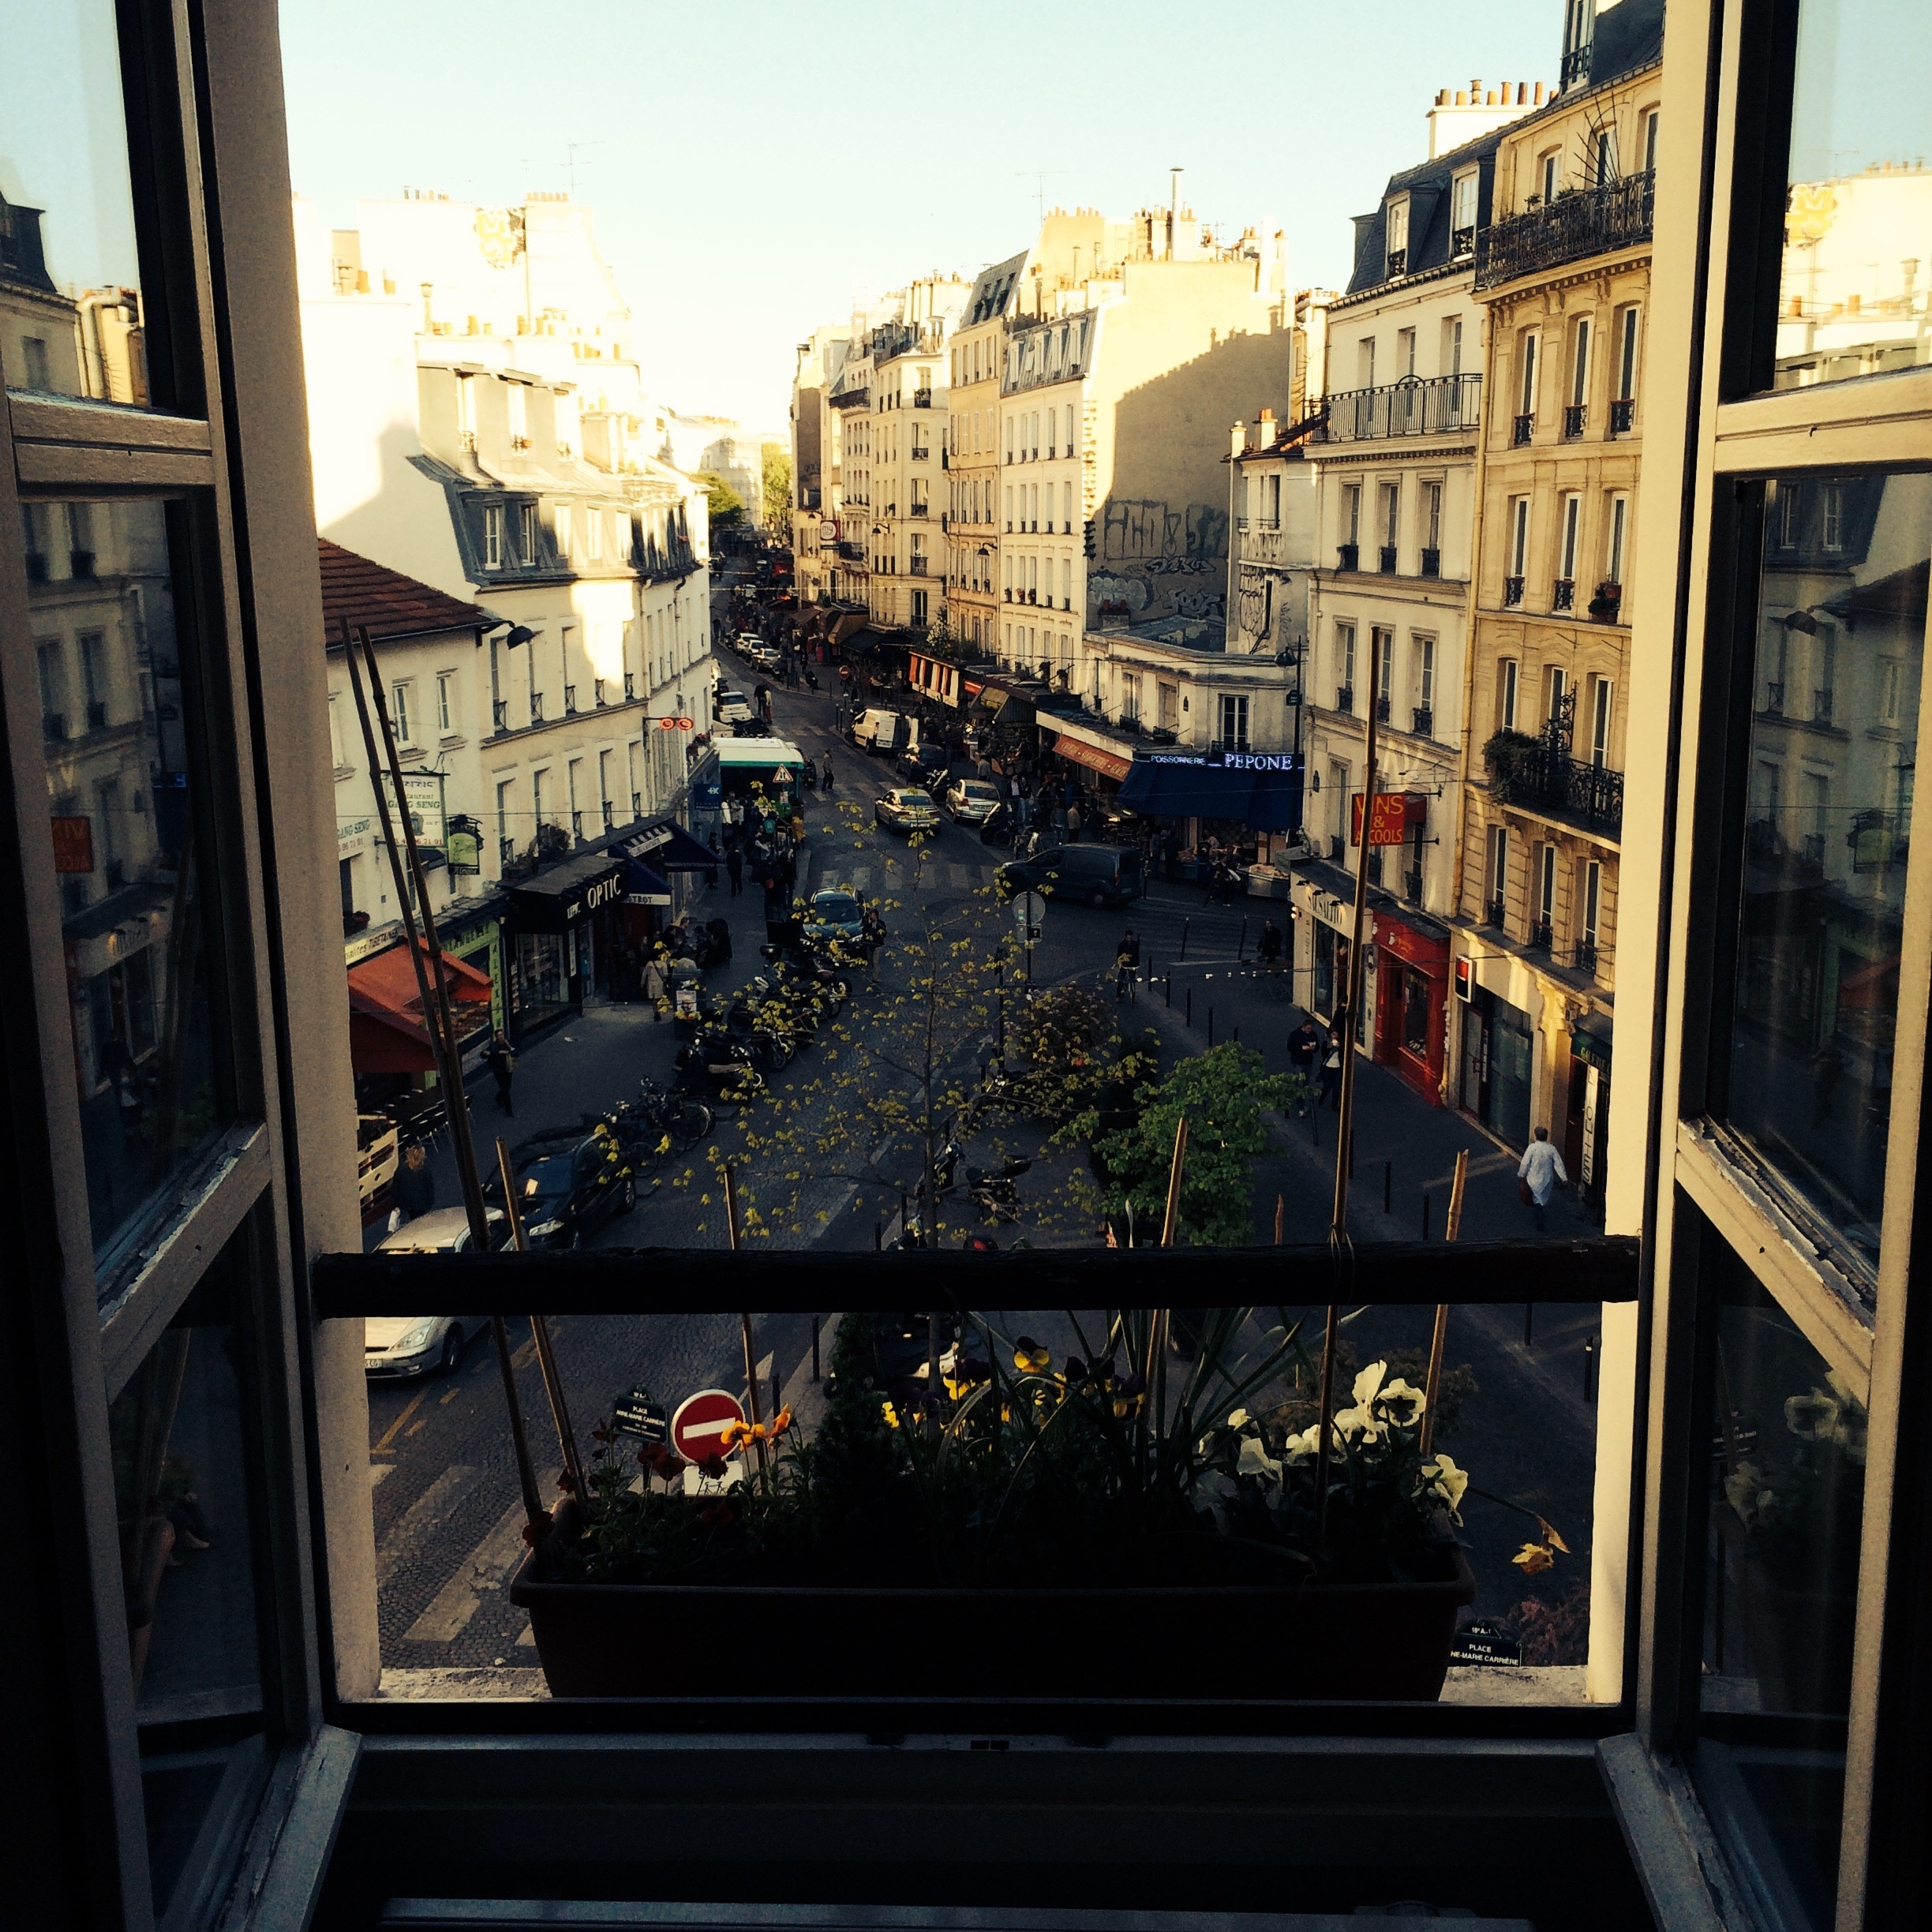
[347,990,437,1073]
[1051,735,1133,782]
[347,939,491,1022]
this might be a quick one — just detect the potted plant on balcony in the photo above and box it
[1587,581,1623,622]
[511,1312,1477,1701]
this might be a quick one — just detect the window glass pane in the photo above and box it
[114,1254,268,1918]
[365,1301,1602,1705]
[0,0,151,404]
[31,498,227,1280]
[1775,0,1932,391]
[1694,1249,1862,1932]
[1724,470,1930,1275]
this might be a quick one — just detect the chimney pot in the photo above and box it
[1436,88,1450,105]
[1485,90,1498,105]
[1455,89,1468,106]
[1533,81,1545,104]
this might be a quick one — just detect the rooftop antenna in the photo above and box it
[1016,170,1069,226]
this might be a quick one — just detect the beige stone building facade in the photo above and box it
[944,253,1024,654]
[1451,16,1663,1189]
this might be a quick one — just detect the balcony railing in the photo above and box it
[1484,728,1626,836]
[624,672,636,700]
[530,693,545,722]
[1405,867,1424,903]
[1552,578,1576,612]
[1475,170,1656,291]
[1240,522,1287,565]
[1335,684,1354,714]
[1609,397,1634,436]
[1560,42,1593,86]
[1412,706,1434,737]
[1336,542,1360,572]
[1486,897,1507,929]
[1378,545,1398,574]
[1530,919,1555,953]
[1384,249,1406,278]
[1451,224,1475,258]
[1376,695,1391,724]
[564,685,578,715]
[908,504,929,519]
[1320,373,1482,444]
[910,557,928,576]
[86,698,110,731]
[1421,547,1441,578]
[1763,680,1784,715]
[500,836,516,866]
[1503,575,1525,606]
[1562,403,1587,439]
[912,389,933,408]
[1576,937,1599,973]
[492,699,509,732]
[1814,687,1835,725]
[593,678,606,706]
[1511,413,1535,445]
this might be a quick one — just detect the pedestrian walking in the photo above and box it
[1065,801,1082,842]
[641,951,670,1018]
[1258,918,1283,971]
[483,1030,516,1117]
[1318,1028,1344,1113]
[725,845,744,896]
[1518,1126,1570,1232]
[820,751,835,792]
[1287,1016,1320,1114]
[1114,927,1141,1001]
[387,1141,436,1234]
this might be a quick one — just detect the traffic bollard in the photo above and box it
[1186,987,1193,1027]
[811,1316,822,1380]
[1238,917,1249,960]
[1582,1334,1596,1402]
[1165,974,1171,1007]
[1208,1007,1215,1046]
[772,1366,782,1417]
[1524,1303,1535,1349]
[1384,1159,1391,1215]
[1179,918,1190,961]
[874,1221,882,1251]
[1421,1192,1431,1241]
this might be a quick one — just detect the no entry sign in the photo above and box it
[670,1387,745,1463]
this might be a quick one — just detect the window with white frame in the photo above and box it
[1616,305,1641,402]
[390,681,413,744]
[1337,620,1357,695]
[1605,494,1629,586]
[1559,494,1583,586]
[1571,318,1591,409]
[1416,635,1436,716]
[1536,842,1557,932]
[1500,656,1520,731]
[1485,822,1509,914]
[484,504,504,568]
[1510,497,1531,575]
[436,672,455,735]
[1219,693,1249,751]
[1451,170,1478,237]
[1589,676,1614,766]
[1518,331,1540,418]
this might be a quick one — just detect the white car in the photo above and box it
[715,689,754,724]
[365,1206,500,1377]
[943,777,1003,824]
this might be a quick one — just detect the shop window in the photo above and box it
[1720,470,1930,1277]
[1402,967,1430,1058]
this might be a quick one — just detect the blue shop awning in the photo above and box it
[623,857,673,907]
[618,819,718,874]
[1117,754,1302,833]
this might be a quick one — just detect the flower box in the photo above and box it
[508,1544,1476,1702]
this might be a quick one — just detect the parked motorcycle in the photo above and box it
[673,1031,766,1106]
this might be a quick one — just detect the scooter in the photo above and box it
[673,1032,765,1106]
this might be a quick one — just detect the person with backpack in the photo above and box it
[483,1031,516,1116]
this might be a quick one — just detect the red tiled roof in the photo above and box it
[318,538,494,646]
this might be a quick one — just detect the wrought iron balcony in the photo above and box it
[1483,728,1625,836]
[908,504,929,519]
[86,699,110,732]
[1379,545,1398,574]
[632,792,642,818]
[1337,542,1360,572]
[571,810,583,840]
[1552,578,1576,612]
[1385,249,1406,279]
[1413,706,1434,737]
[624,672,635,699]
[1320,373,1481,443]
[1762,680,1784,715]
[1609,396,1634,435]
[1421,547,1441,578]
[910,556,928,575]
[1560,42,1593,86]
[492,699,509,732]
[593,678,606,706]
[1487,897,1507,929]
[1476,170,1656,291]
[1576,937,1599,973]
[1814,687,1836,725]
[1451,225,1475,259]
[500,836,516,867]
[1503,575,1525,606]
[1376,694,1392,724]
[564,685,578,715]
[530,693,545,722]
[1335,684,1354,714]
[1511,413,1535,445]
[1530,919,1555,953]
[912,389,933,408]
[1405,867,1425,903]
[1562,403,1588,440]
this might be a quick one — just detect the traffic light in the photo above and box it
[1082,519,1095,558]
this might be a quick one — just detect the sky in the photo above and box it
[279,0,1562,432]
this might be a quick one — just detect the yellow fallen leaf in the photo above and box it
[1511,1542,1556,1575]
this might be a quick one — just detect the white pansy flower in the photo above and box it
[1237,1435,1282,1481]
[1352,1361,1388,1408]
[1332,1403,1381,1443]
[1282,1425,1321,1464]
[1226,1407,1250,1431]
[1379,1376,1426,1427]
[1421,1453,1468,1512]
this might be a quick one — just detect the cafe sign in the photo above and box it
[337,812,374,859]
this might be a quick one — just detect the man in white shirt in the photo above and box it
[1518,1126,1569,1231]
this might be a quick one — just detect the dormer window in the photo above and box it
[1451,170,1479,254]
[1385,197,1410,278]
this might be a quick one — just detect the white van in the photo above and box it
[848,707,915,754]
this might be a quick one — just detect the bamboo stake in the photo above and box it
[344,623,546,1536]
[496,1140,586,1501]
[1420,1149,1468,1460]
[1152,1116,1189,1437]
[724,1165,770,1490]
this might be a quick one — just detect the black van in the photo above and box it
[995,844,1145,909]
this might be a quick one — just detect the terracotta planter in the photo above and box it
[509,1544,1476,1702]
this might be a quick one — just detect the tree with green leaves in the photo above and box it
[1065,1042,1303,1246]
[697,471,744,530]
[760,443,792,533]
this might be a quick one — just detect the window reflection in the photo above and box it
[31,499,224,1279]
[1697,1256,1862,1932]
[0,0,150,403]
[1725,472,1930,1271]
[112,1262,267,1918]
[1775,0,1932,391]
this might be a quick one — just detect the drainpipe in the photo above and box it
[1226,421,1245,653]
[75,292,110,399]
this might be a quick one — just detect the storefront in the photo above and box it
[344,936,495,1124]
[1372,908,1450,1105]
[437,897,507,1046]
[1115,749,1302,867]
[614,817,722,922]
[1458,979,1537,1151]
[1567,1017,1612,1211]
[1044,724,1133,813]
[504,850,628,1042]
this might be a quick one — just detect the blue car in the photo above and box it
[805,888,865,946]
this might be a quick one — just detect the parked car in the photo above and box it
[715,688,754,724]
[848,706,913,753]
[942,777,1003,825]
[995,843,1145,908]
[874,788,942,836]
[487,1129,637,1248]
[896,743,947,785]
[366,1205,506,1377]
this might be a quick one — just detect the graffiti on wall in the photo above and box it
[1091,498,1229,625]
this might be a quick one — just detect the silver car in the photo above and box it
[874,788,941,835]
[365,1206,500,1377]
[943,777,1003,824]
